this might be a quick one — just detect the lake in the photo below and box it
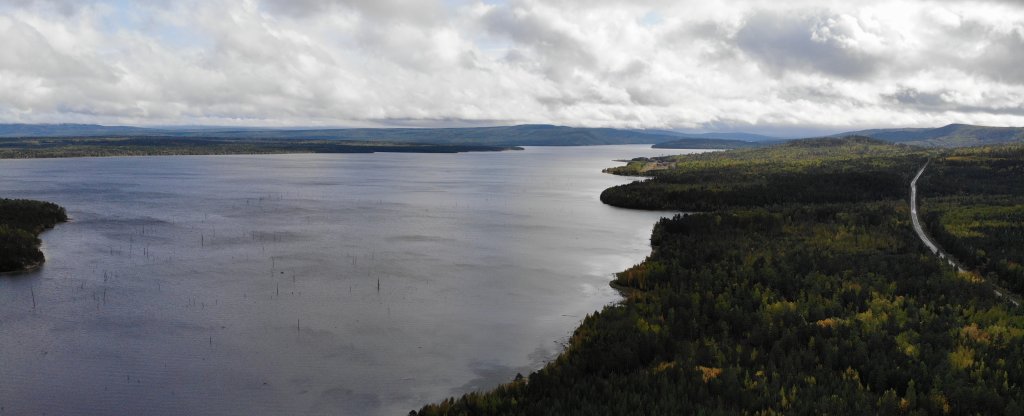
[0,145,702,415]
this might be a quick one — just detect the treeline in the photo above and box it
[418,137,1024,415]
[0,137,519,159]
[0,198,67,272]
[601,137,929,211]
[919,144,1024,293]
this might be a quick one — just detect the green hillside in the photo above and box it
[836,124,1024,147]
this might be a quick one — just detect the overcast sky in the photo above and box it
[0,0,1022,134]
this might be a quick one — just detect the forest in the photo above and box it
[601,137,931,211]
[919,144,1024,294]
[418,137,1024,415]
[0,198,68,273]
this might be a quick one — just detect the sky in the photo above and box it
[0,0,1022,135]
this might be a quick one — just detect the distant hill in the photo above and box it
[254,125,687,146]
[0,123,782,147]
[0,124,679,146]
[833,124,1024,147]
[0,123,157,137]
[667,131,785,142]
[652,137,760,149]
[10,123,1023,148]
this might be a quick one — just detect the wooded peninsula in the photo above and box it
[0,198,67,273]
[419,137,1024,415]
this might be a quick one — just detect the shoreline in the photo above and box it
[417,137,1024,414]
[0,260,44,276]
[416,160,674,414]
[0,146,523,160]
[0,136,524,160]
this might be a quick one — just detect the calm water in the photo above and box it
[0,145,701,415]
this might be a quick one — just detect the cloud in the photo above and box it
[734,10,892,79]
[260,0,445,24]
[0,0,1022,133]
[974,28,1024,83]
[0,0,86,15]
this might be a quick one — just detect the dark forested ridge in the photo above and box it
[0,198,67,273]
[418,138,1024,415]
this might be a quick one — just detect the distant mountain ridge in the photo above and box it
[832,124,1024,147]
[650,130,791,149]
[659,131,785,142]
[4,123,1021,148]
[0,123,158,137]
[652,138,761,149]
[0,123,687,146]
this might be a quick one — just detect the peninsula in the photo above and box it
[0,199,68,273]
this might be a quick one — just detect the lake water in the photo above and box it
[0,145,701,415]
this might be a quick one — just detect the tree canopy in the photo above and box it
[0,198,67,273]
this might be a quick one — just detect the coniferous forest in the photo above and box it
[0,198,67,273]
[418,138,1024,415]
[920,145,1024,294]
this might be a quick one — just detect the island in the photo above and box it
[418,137,1024,415]
[0,199,68,273]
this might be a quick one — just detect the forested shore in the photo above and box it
[0,198,68,273]
[418,137,1024,415]
[0,137,520,159]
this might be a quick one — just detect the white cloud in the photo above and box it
[0,0,1022,133]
